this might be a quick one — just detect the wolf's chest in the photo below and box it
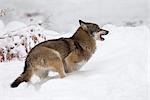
[64,57,87,73]
[76,60,87,70]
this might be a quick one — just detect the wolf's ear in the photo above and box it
[79,20,85,25]
[79,20,87,30]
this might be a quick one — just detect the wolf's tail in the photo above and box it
[10,75,26,88]
[10,61,32,88]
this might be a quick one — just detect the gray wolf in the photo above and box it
[11,20,109,88]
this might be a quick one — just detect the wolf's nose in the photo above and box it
[106,31,109,35]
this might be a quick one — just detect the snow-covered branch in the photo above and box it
[0,21,47,62]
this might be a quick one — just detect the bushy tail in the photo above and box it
[10,75,26,88]
[10,62,32,88]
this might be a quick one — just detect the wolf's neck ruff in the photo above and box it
[72,27,96,55]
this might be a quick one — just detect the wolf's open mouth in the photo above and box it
[100,34,105,41]
[99,30,109,41]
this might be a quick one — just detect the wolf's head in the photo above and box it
[79,20,109,41]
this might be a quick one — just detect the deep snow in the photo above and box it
[0,23,149,100]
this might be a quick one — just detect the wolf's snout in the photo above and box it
[102,29,109,35]
[99,29,109,41]
[105,30,109,35]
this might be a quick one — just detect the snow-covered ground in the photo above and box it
[0,0,148,32]
[0,23,149,100]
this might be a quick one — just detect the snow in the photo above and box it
[5,21,27,32]
[0,23,149,100]
[0,0,148,32]
[0,20,5,36]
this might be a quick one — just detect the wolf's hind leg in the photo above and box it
[31,70,50,89]
[35,70,49,80]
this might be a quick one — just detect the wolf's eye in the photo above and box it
[10,47,14,49]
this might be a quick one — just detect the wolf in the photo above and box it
[11,20,109,88]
